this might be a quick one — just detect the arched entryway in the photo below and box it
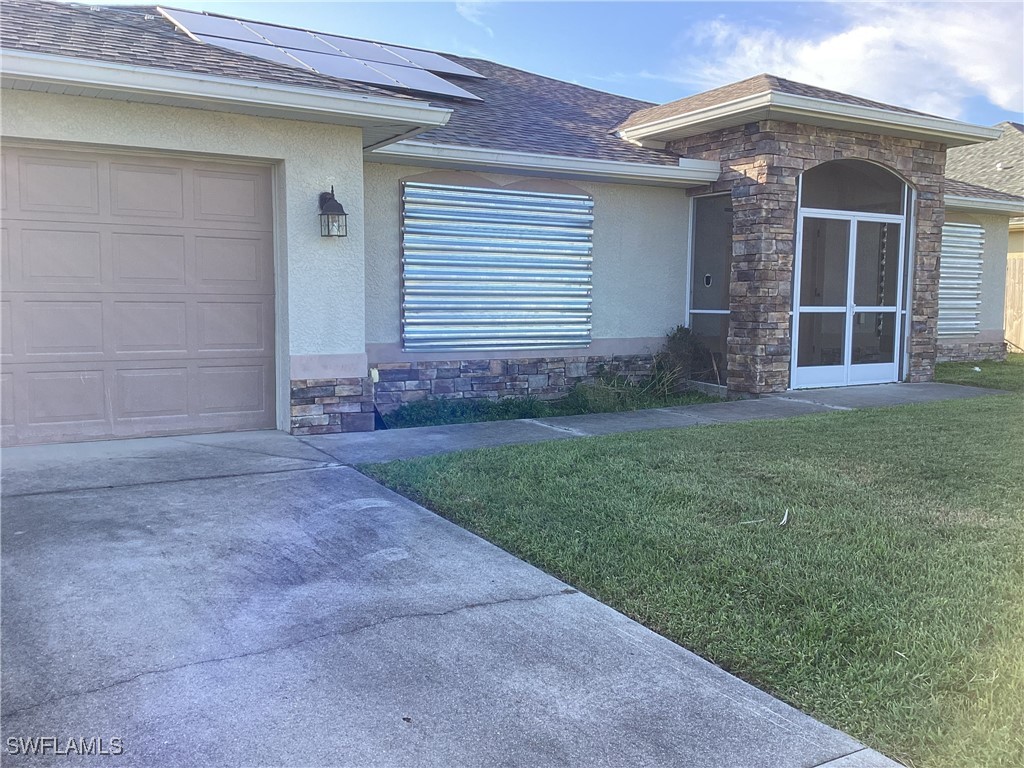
[791,160,914,388]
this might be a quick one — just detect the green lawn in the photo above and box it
[365,355,1024,768]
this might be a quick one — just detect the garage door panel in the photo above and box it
[196,299,272,353]
[115,367,189,419]
[23,300,104,357]
[1,227,9,283]
[22,369,108,425]
[197,363,270,415]
[195,234,272,291]
[194,169,270,224]
[110,231,188,289]
[110,163,184,220]
[1,372,13,424]
[18,155,101,215]
[21,228,103,288]
[1,147,275,445]
[1,301,12,359]
[113,301,189,354]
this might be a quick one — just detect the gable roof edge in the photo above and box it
[618,90,1000,148]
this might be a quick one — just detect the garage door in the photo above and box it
[1,147,276,446]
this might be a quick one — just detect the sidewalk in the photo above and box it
[300,381,1000,465]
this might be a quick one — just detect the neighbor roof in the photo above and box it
[946,122,1024,198]
[945,177,1024,204]
[616,73,935,134]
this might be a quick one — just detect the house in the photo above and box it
[946,122,1024,351]
[2,0,1021,446]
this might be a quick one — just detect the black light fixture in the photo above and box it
[319,186,348,237]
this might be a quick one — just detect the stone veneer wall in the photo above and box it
[290,378,375,435]
[936,341,1008,363]
[668,120,947,395]
[372,354,655,412]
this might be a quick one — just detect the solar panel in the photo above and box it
[159,7,485,100]
[368,62,483,100]
[384,45,486,79]
[289,50,403,87]
[315,34,417,68]
[240,21,340,55]
[195,35,311,69]
[158,8,264,44]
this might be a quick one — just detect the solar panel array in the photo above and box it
[157,7,485,101]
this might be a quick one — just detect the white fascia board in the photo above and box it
[945,194,1024,216]
[617,92,774,144]
[368,140,721,186]
[619,91,1000,148]
[0,50,451,131]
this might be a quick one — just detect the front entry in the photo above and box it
[791,160,911,389]
[792,214,906,387]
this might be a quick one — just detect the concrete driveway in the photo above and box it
[1,431,897,767]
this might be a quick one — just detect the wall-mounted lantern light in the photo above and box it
[319,186,348,237]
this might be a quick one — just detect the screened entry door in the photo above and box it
[792,213,905,388]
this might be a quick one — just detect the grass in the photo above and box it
[934,353,1024,392]
[364,354,1024,768]
[381,380,715,429]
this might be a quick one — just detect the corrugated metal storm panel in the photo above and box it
[937,222,984,337]
[401,181,594,351]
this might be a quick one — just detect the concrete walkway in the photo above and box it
[300,381,998,466]
[0,382,994,766]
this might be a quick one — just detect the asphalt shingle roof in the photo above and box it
[946,123,1024,198]
[945,177,1023,203]
[616,73,936,133]
[1,0,679,166]
[5,0,1016,182]
[411,56,678,165]
[0,0,402,98]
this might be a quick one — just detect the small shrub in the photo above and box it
[382,396,546,429]
[655,326,721,388]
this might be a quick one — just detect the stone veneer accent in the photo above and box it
[936,341,1008,363]
[290,377,375,435]
[373,355,655,412]
[668,120,947,395]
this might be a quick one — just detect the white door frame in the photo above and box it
[791,207,907,389]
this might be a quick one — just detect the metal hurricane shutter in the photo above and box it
[937,222,984,337]
[401,181,594,351]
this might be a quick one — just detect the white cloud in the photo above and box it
[657,1,1023,120]
[455,1,495,38]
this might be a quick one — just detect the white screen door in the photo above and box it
[792,211,906,388]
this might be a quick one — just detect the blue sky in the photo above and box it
[96,1,1022,126]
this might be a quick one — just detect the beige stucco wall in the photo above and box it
[2,90,368,429]
[363,162,690,359]
[944,209,1010,338]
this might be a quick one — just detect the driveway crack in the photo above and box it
[168,437,336,465]
[1,588,577,719]
[292,436,352,465]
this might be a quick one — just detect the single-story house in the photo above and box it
[946,122,1024,350]
[2,0,1022,445]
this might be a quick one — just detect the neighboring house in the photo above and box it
[947,122,1024,351]
[1,0,1021,446]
